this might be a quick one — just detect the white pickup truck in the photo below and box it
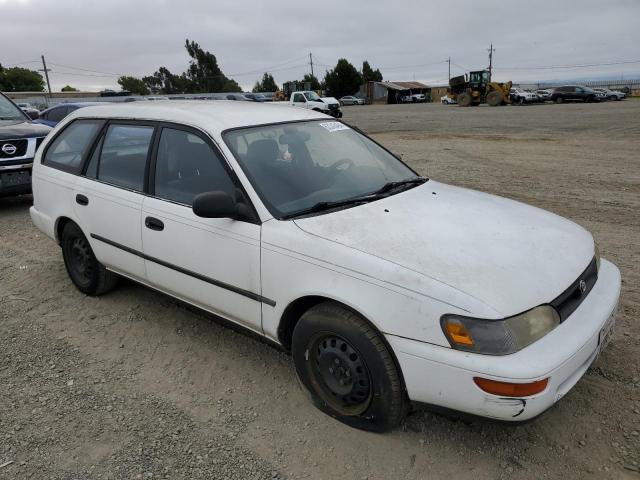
[290,91,342,118]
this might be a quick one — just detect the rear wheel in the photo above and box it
[556,96,564,104]
[486,90,503,106]
[61,222,118,296]
[457,92,472,107]
[292,302,407,432]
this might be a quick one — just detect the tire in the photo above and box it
[292,302,407,432]
[457,92,472,107]
[61,221,118,296]
[486,90,503,106]
[555,96,563,104]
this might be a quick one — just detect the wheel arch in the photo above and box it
[277,295,409,393]
[55,215,75,244]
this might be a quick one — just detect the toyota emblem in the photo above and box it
[579,279,587,294]
[1,143,17,155]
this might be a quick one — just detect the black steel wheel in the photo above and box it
[61,221,118,296]
[308,333,372,415]
[292,302,407,432]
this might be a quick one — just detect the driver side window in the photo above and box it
[293,93,305,103]
[154,127,236,206]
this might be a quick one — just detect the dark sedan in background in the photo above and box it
[550,86,599,103]
[34,102,105,127]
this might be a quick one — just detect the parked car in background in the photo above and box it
[243,93,268,102]
[535,89,553,102]
[339,96,364,106]
[290,90,342,118]
[0,92,51,197]
[16,102,41,120]
[592,88,625,101]
[411,93,426,103]
[441,94,457,104]
[225,93,253,101]
[34,102,105,127]
[550,86,598,103]
[399,94,413,103]
[30,101,620,431]
[510,88,539,104]
[260,92,275,102]
[146,96,170,101]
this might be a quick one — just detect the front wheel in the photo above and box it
[292,302,407,432]
[61,222,118,296]
[556,96,563,104]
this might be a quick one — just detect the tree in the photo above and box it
[323,59,362,99]
[301,73,321,91]
[0,65,45,92]
[61,85,78,92]
[252,72,278,92]
[117,76,149,95]
[184,39,237,92]
[362,61,383,83]
[139,39,240,94]
[143,67,190,94]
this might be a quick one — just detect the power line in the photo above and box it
[495,59,640,71]
[3,60,41,67]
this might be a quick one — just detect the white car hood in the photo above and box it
[293,181,594,317]
[321,97,339,106]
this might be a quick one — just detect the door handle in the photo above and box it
[145,216,164,231]
[76,194,89,206]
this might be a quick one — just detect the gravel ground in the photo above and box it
[1,100,639,479]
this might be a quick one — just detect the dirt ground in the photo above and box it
[1,100,639,480]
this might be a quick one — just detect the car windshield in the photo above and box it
[0,95,27,122]
[304,91,321,101]
[224,120,422,218]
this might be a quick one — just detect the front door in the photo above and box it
[141,125,262,332]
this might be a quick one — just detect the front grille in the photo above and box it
[328,103,339,110]
[0,139,28,159]
[551,257,598,322]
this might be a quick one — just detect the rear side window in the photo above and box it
[43,119,103,172]
[154,127,235,205]
[96,124,154,192]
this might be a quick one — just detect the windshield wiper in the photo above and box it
[282,177,427,220]
[371,176,428,195]
[282,194,382,220]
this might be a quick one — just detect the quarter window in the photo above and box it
[46,106,69,123]
[97,124,154,191]
[43,119,103,171]
[154,127,235,206]
[293,93,305,103]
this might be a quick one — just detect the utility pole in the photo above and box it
[487,43,495,81]
[309,52,314,78]
[447,57,451,81]
[39,55,52,95]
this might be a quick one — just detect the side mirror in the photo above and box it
[192,191,238,219]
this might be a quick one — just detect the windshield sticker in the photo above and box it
[319,122,350,133]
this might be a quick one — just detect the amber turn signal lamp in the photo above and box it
[444,322,474,346]
[473,377,549,397]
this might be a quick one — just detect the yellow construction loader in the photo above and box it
[449,70,512,106]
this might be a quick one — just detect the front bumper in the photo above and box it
[0,163,33,197]
[387,259,621,421]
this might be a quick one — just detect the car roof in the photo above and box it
[69,100,330,133]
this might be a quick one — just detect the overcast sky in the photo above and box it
[2,0,639,92]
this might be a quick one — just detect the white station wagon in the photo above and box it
[30,101,621,431]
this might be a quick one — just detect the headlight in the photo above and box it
[441,305,560,355]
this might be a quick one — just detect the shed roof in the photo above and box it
[374,81,429,90]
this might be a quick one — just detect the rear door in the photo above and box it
[141,125,263,331]
[73,121,156,280]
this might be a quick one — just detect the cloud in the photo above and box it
[2,0,639,91]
